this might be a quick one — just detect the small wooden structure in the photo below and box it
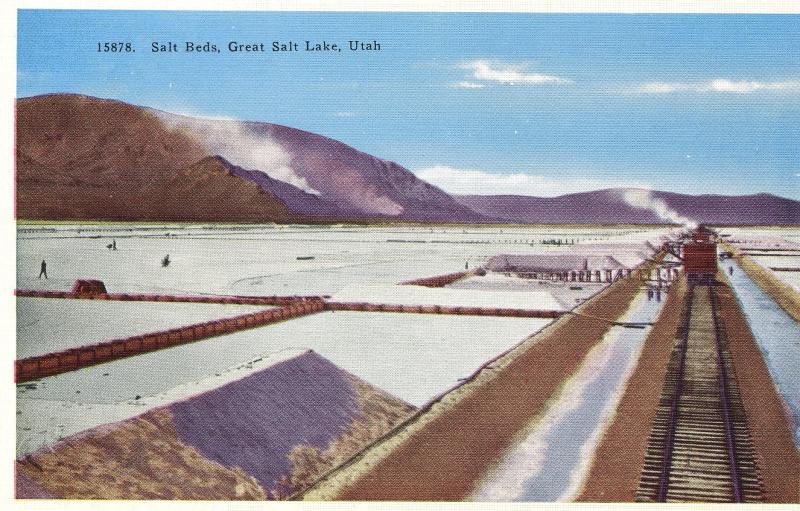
[71,279,107,295]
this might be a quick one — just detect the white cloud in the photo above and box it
[707,79,800,93]
[459,59,572,86]
[633,79,800,94]
[451,81,486,89]
[414,165,639,197]
[635,82,692,94]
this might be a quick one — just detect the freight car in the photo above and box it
[683,226,718,283]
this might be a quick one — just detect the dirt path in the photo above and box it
[302,271,648,501]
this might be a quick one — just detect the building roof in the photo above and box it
[484,254,628,273]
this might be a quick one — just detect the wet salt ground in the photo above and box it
[17,297,267,358]
[472,291,665,502]
[726,260,800,448]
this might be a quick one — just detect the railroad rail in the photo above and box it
[636,283,763,502]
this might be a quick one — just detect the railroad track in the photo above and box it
[636,283,763,503]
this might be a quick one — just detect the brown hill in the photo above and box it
[16,94,295,222]
[135,156,294,222]
[17,94,486,222]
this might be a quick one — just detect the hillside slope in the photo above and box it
[16,94,295,222]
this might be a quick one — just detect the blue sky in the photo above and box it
[17,10,800,199]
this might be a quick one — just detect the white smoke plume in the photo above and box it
[153,111,320,195]
[622,188,697,228]
[352,190,404,216]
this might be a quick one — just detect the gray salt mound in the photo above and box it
[169,351,363,492]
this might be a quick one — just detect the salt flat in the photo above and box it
[17,224,669,296]
[15,224,672,461]
[17,297,267,358]
[331,282,565,311]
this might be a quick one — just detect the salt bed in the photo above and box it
[448,273,607,309]
[745,255,800,292]
[726,260,800,448]
[471,290,665,502]
[16,348,306,457]
[16,297,267,358]
[17,225,671,297]
[331,283,564,311]
[18,312,551,455]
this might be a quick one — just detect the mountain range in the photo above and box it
[16,94,799,225]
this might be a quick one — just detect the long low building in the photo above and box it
[483,254,632,283]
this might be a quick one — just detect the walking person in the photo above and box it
[38,260,47,279]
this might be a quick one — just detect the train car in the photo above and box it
[691,225,716,243]
[683,227,718,283]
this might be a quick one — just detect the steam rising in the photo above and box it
[154,111,319,194]
[622,189,697,228]
[352,191,404,216]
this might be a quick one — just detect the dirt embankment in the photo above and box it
[302,268,650,501]
[577,276,688,501]
[723,243,800,322]
[715,278,800,502]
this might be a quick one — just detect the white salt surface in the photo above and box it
[448,273,607,309]
[17,224,670,297]
[17,312,551,456]
[17,298,267,358]
[748,255,800,292]
[331,283,564,311]
[16,349,306,457]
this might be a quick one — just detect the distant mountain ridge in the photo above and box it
[15,94,800,225]
[457,189,800,226]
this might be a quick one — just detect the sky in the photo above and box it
[16,10,800,199]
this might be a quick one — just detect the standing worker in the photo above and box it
[112,239,117,251]
[38,260,47,279]
[729,266,734,276]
